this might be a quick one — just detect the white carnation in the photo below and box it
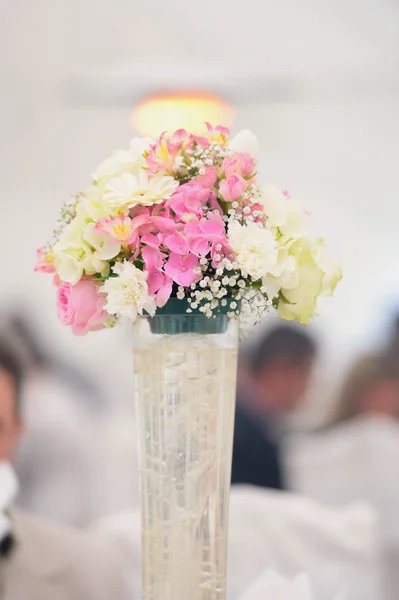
[228,221,278,281]
[104,169,178,211]
[100,261,156,321]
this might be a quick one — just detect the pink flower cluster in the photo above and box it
[119,182,234,308]
[35,124,263,335]
[145,123,229,177]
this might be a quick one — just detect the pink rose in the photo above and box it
[56,278,107,336]
[236,152,255,178]
[219,174,247,202]
[221,154,255,179]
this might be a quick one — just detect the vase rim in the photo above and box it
[153,297,239,317]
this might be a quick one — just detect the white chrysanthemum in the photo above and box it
[104,169,178,211]
[229,129,260,159]
[100,261,156,321]
[92,137,154,182]
[260,183,308,238]
[228,221,278,281]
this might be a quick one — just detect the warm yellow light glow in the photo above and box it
[131,93,234,138]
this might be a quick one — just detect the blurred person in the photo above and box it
[330,355,399,424]
[5,313,107,412]
[0,339,132,600]
[380,313,399,374]
[231,325,317,490]
[285,354,399,600]
[0,313,104,526]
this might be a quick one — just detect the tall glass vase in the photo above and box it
[133,301,239,600]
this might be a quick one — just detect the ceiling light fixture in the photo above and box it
[131,92,234,137]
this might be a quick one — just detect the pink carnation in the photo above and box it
[56,279,107,336]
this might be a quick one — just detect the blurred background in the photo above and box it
[1,1,399,596]
[1,0,399,415]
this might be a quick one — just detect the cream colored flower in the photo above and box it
[228,221,278,280]
[83,222,121,261]
[104,169,178,211]
[260,183,307,238]
[100,261,156,321]
[277,238,324,325]
[53,250,84,285]
[262,242,298,299]
[91,137,154,182]
[84,182,118,219]
[316,246,342,297]
[81,250,110,278]
[54,216,116,282]
[56,213,88,251]
[229,129,260,159]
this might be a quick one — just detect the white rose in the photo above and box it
[262,242,298,299]
[260,183,308,238]
[277,238,324,325]
[100,261,156,321]
[57,213,88,251]
[229,129,260,159]
[316,246,342,296]
[85,183,118,219]
[228,221,278,280]
[91,137,153,182]
[283,198,308,238]
[260,183,286,228]
[129,136,154,156]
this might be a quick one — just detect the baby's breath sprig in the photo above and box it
[52,193,83,243]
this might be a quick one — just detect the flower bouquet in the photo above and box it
[36,124,340,600]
